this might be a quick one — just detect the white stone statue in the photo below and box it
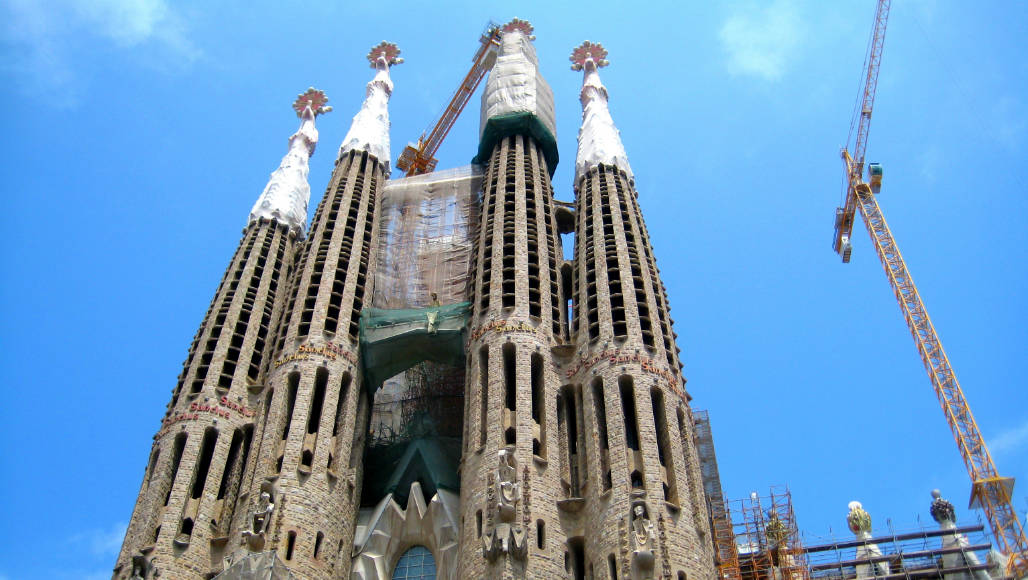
[497,449,520,522]
[630,503,656,579]
[632,504,655,550]
[251,491,274,535]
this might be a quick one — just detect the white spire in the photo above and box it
[480,19,556,136]
[249,88,332,237]
[338,41,403,172]
[571,41,633,187]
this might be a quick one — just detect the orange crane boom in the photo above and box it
[395,23,502,176]
[835,1,1027,574]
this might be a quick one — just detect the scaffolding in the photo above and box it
[730,487,809,580]
[372,166,481,309]
[695,410,742,580]
[803,523,1004,580]
[368,362,466,448]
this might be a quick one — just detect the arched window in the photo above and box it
[392,545,436,580]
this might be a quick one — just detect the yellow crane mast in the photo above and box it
[395,22,502,176]
[834,2,1027,575]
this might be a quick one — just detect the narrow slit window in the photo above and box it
[503,342,516,426]
[165,433,188,506]
[592,379,612,491]
[479,346,489,447]
[286,531,297,560]
[190,427,218,499]
[307,367,328,433]
[282,372,299,440]
[530,352,545,457]
[619,376,640,451]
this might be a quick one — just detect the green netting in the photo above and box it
[359,302,471,397]
[362,433,461,507]
[473,111,559,176]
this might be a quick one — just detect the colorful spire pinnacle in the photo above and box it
[338,41,402,171]
[501,18,535,40]
[571,41,632,187]
[249,88,331,236]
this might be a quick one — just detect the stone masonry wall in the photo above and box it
[115,219,295,579]
[460,134,568,579]
[227,149,384,579]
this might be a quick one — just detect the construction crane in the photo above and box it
[833,2,1028,575]
[395,22,502,176]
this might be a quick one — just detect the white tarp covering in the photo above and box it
[576,61,633,185]
[248,106,318,236]
[479,29,556,140]
[339,57,395,172]
[371,166,482,309]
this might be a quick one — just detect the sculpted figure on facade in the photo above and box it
[129,552,156,580]
[482,449,527,561]
[497,448,520,522]
[242,482,276,551]
[630,502,656,579]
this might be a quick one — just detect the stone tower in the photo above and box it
[459,18,568,579]
[226,42,402,579]
[113,88,331,579]
[115,23,719,580]
[563,41,716,580]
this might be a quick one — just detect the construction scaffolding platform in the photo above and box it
[730,487,809,580]
[695,410,742,580]
[803,523,1008,580]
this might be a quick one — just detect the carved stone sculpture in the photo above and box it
[847,501,889,578]
[129,549,157,580]
[765,510,788,548]
[846,501,871,536]
[630,503,656,579]
[497,449,520,522]
[242,482,276,551]
[929,489,956,524]
[481,450,527,562]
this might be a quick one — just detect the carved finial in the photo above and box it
[502,18,535,40]
[847,501,872,535]
[570,40,609,71]
[292,87,332,117]
[929,489,956,524]
[366,41,403,68]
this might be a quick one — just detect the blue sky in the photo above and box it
[1,1,1025,578]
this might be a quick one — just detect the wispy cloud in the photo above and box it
[989,418,1028,456]
[70,521,127,559]
[988,96,1026,151]
[719,0,802,82]
[918,144,941,184]
[1,0,200,106]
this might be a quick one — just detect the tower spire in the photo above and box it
[338,41,403,171]
[474,18,559,175]
[249,87,331,237]
[571,41,633,187]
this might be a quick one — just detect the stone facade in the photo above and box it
[229,148,385,578]
[114,219,295,578]
[116,26,718,580]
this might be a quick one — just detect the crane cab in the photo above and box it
[868,163,883,194]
